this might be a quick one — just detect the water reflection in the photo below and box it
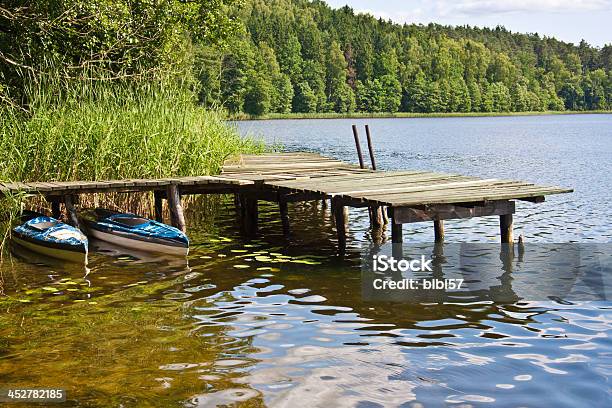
[363,243,610,304]
[0,200,610,407]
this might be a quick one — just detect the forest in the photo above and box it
[196,0,612,116]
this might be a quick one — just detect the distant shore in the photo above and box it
[228,110,612,121]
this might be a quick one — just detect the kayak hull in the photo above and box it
[86,227,189,256]
[12,232,88,264]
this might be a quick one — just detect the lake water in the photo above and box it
[0,114,610,407]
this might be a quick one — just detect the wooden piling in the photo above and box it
[279,195,290,237]
[500,214,514,243]
[365,125,376,170]
[64,195,80,229]
[51,200,61,219]
[351,125,365,169]
[371,207,384,228]
[390,208,403,243]
[243,197,258,236]
[333,198,347,252]
[434,219,445,242]
[154,191,164,222]
[354,124,383,228]
[391,223,403,243]
[167,184,186,232]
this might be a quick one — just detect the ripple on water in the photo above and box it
[163,292,192,300]
[185,388,261,407]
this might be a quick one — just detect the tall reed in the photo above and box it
[1,78,263,182]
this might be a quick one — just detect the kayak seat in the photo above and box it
[111,217,149,227]
[29,220,60,230]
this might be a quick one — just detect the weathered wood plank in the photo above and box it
[269,172,463,193]
[392,200,516,223]
[374,187,570,206]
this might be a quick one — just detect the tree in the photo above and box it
[244,74,272,115]
[487,82,512,112]
[277,34,303,83]
[467,80,482,112]
[329,81,356,113]
[379,75,402,112]
[559,81,585,110]
[271,74,294,113]
[292,82,317,113]
[404,71,428,112]
[583,69,608,110]
[220,37,255,113]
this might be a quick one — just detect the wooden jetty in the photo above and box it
[221,153,571,247]
[1,152,572,250]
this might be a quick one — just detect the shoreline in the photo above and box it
[228,110,612,121]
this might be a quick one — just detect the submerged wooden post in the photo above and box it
[500,214,514,243]
[434,220,445,242]
[279,195,290,237]
[371,207,384,228]
[167,184,186,232]
[64,195,80,229]
[51,200,61,219]
[243,197,258,236]
[154,191,164,222]
[333,198,347,253]
[390,208,403,243]
[237,193,247,232]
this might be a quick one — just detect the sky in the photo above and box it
[325,0,612,47]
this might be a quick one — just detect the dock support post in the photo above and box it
[390,208,403,244]
[434,220,445,242]
[64,195,80,229]
[234,193,241,215]
[243,197,258,236]
[51,200,61,219]
[500,214,514,243]
[154,191,164,222]
[371,207,384,229]
[279,195,290,237]
[167,184,186,232]
[333,198,347,254]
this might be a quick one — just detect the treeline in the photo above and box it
[196,0,612,115]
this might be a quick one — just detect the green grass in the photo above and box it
[229,109,612,121]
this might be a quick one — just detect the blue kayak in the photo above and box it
[82,209,189,256]
[12,216,88,263]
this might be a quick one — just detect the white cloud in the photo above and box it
[438,0,611,16]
